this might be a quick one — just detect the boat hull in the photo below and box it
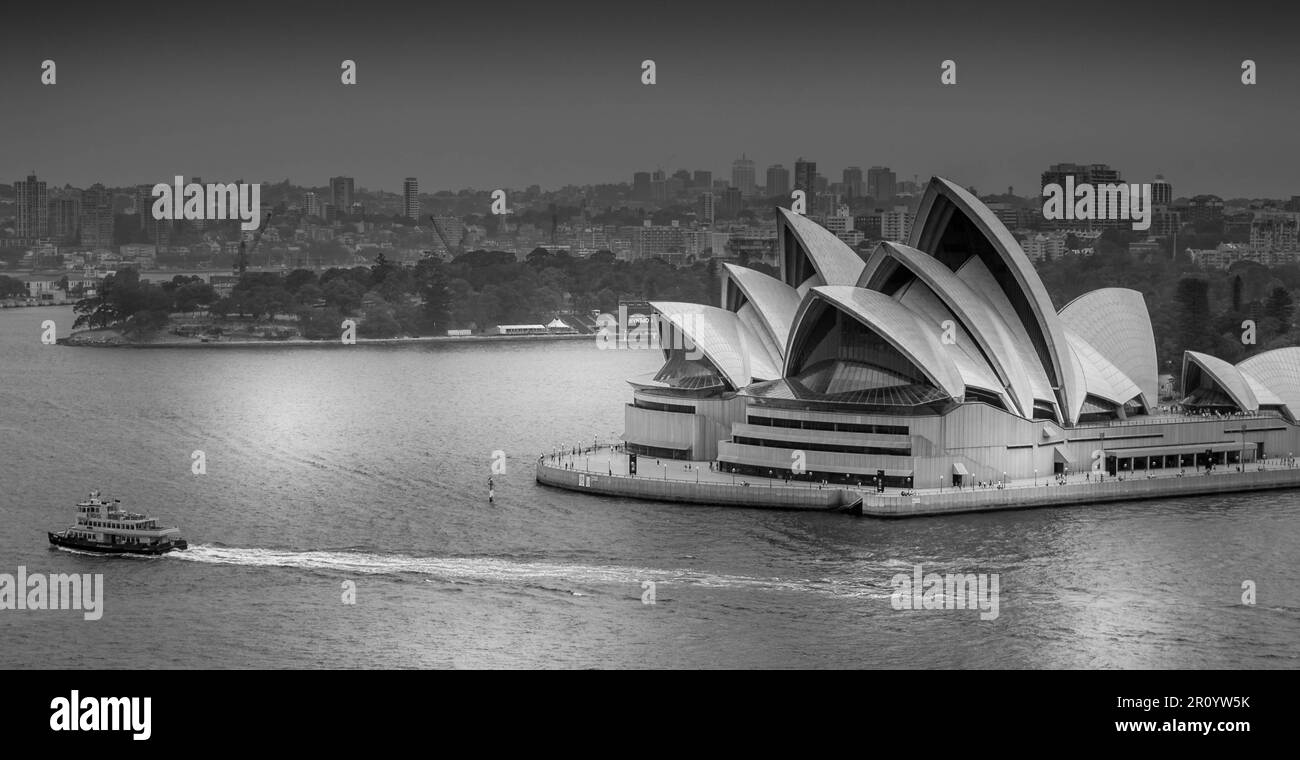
[48,532,188,555]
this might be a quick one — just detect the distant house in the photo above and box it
[446,329,472,337]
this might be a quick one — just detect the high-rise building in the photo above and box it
[698,193,715,226]
[187,177,208,231]
[1251,212,1299,251]
[720,187,743,218]
[134,183,170,243]
[1152,175,1173,206]
[843,166,864,198]
[329,176,354,210]
[1040,163,1123,191]
[1039,163,1127,228]
[136,184,155,229]
[1151,207,1182,238]
[78,184,114,249]
[766,165,790,197]
[867,166,897,201]
[632,172,652,201]
[794,158,817,194]
[15,173,49,240]
[651,175,669,204]
[403,177,419,221]
[881,205,913,242]
[48,194,80,243]
[731,155,756,198]
[855,212,882,239]
[1186,195,1224,225]
[672,169,692,185]
[692,170,712,190]
[1086,164,1121,186]
[303,191,320,218]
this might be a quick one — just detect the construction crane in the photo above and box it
[235,202,286,275]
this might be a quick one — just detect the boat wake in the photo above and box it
[167,544,884,599]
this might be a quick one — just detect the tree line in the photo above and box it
[69,248,722,338]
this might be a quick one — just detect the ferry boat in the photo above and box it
[48,491,188,555]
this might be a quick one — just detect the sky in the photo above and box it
[2,0,1298,198]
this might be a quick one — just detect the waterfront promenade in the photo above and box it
[536,444,1300,517]
[536,445,854,510]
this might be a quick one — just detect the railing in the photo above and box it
[1076,409,1286,431]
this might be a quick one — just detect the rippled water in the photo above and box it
[1,306,1297,668]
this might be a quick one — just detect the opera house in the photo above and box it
[622,177,1300,491]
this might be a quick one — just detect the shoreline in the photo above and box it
[58,332,594,348]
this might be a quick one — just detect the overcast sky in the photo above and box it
[3,0,1297,198]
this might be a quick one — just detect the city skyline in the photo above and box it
[7,163,1298,206]
[2,1,1298,198]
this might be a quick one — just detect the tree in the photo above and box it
[294,283,324,306]
[1174,277,1212,352]
[322,277,365,315]
[417,262,451,330]
[370,252,396,285]
[526,247,554,267]
[0,275,25,298]
[283,269,318,294]
[1264,287,1294,333]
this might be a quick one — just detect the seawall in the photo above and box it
[538,458,1300,518]
[861,467,1300,518]
[535,460,851,510]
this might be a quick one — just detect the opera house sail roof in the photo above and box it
[641,176,1300,430]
